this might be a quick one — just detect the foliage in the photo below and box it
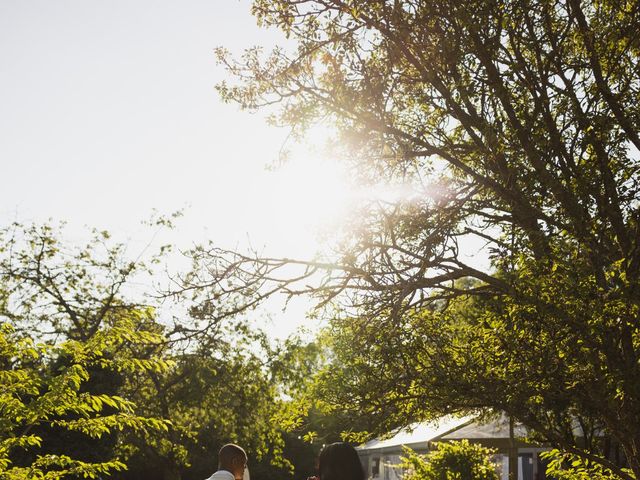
[0,222,312,480]
[119,336,295,480]
[0,318,170,479]
[541,449,634,480]
[401,441,499,480]
[0,222,175,477]
[201,1,640,479]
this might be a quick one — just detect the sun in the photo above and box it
[232,126,425,260]
[247,153,356,256]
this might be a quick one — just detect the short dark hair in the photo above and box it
[318,442,365,480]
[218,443,247,471]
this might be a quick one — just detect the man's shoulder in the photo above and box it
[206,470,235,480]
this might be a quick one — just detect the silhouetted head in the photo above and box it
[318,442,365,480]
[218,443,247,480]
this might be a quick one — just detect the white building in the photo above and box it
[356,414,550,480]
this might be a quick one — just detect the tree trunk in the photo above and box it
[509,416,518,480]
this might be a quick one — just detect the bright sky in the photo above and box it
[1,1,305,244]
[0,0,488,338]
[0,0,346,337]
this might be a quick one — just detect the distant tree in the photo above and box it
[189,0,640,478]
[120,333,295,480]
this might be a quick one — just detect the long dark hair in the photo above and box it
[318,442,365,480]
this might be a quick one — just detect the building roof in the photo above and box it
[356,415,476,452]
[441,414,528,440]
[357,413,530,453]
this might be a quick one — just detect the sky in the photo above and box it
[0,0,355,337]
[0,0,350,335]
[0,0,488,338]
[0,0,307,245]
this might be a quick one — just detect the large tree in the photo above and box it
[0,223,307,480]
[0,223,172,478]
[195,0,640,478]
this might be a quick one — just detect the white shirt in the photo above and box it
[206,470,235,480]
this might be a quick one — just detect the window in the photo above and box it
[372,457,380,478]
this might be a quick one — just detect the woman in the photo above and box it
[309,442,366,480]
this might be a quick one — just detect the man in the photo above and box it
[206,443,248,480]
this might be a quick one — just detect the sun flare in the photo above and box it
[253,156,355,245]
[245,150,425,258]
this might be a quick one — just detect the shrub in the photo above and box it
[401,440,499,480]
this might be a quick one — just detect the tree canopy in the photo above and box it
[0,223,318,480]
[197,0,640,478]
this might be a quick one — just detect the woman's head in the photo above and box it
[318,442,365,480]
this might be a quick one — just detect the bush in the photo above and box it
[401,440,499,480]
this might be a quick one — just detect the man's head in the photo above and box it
[218,443,247,480]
